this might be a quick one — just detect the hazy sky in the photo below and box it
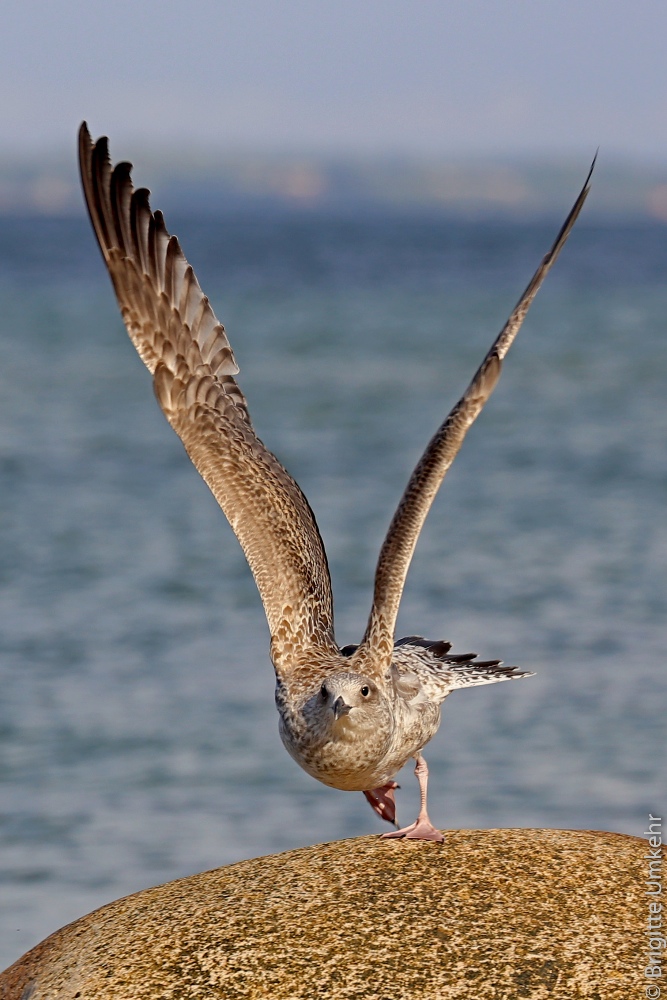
[1,1,666,160]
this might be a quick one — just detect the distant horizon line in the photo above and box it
[0,151,664,220]
[0,140,664,166]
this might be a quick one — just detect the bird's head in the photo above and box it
[303,670,390,743]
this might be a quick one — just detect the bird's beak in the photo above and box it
[332,696,351,720]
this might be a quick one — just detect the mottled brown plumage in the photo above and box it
[79,123,593,839]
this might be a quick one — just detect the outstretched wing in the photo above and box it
[78,123,337,667]
[359,157,596,666]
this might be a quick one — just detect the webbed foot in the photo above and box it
[381,817,444,842]
[363,781,400,825]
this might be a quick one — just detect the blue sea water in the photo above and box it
[0,207,665,967]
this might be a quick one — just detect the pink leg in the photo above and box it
[363,781,399,825]
[381,754,444,842]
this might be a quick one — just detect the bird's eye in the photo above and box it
[320,683,328,699]
[360,685,370,697]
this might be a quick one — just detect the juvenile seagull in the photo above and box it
[79,124,594,841]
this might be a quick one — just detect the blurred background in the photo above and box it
[0,0,665,969]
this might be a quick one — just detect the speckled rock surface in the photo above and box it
[0,829,647,999]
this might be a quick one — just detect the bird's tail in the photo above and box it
[393,635,534,689]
